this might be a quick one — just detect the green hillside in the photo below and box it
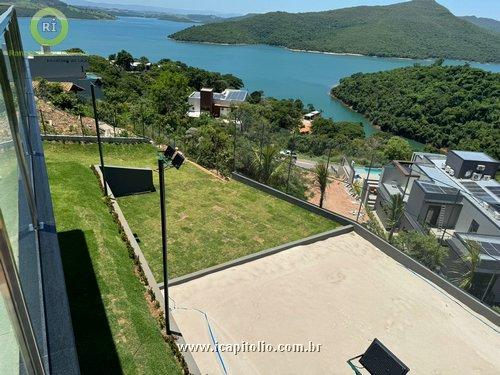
[331,64,500,158]
[170,0,500,63]
[461,16,500,34]
[0,0,114,19]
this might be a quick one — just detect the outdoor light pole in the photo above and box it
[233,120,237,172]
[286,131,296,194]
[158,156,171,335]
[91,84,107,196]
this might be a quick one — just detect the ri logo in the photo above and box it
[30,8,69,46]
[42,17,58,32]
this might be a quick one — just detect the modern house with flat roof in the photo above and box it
[28,46,103,99]
[188,88,248,117]
[0,7,78,374]
[376,150,500,303]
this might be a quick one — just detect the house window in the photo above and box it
[468,220,479,233]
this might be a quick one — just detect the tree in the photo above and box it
[383,137,413,162]
[115,50,134,70]
[459,241,481,291]
[65,47,85,54]
[314,162,330,208]
[186,121,233,175]
[384,193,405,241]
[253,145,280,184]
[149,70,191,116]
[248,90,263,104]
[394,231,448,271]
[108,53,116,61]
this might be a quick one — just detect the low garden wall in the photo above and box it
[168,225,354,287]
[42,134,150,144]
[93,165,199,375]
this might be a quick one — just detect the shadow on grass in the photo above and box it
[58,229,122,374]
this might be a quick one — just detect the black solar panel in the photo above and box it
[480,242,500,257]
[420,182,458,195]
[442,187,459,195]
[461,181,500,204]
[421,183,441,193]
[359,339,410,375]
[487,186,500,199]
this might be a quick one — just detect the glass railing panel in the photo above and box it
[0,288,27,375]
[0,73,19,261]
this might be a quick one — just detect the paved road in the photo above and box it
[296,159,338,173]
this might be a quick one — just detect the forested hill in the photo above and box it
[461,16,500,34]
[331,64,500,159]
[170,0,500,63]
[0,0,114,19]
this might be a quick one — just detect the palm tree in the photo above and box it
[253,144,279,184]
[459,240,481,291]
[385,193,404,241]
[314,162,330,208]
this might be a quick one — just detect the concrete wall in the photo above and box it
[231,172,353,226]
[42,134,150,144]
[405,182,426,223]
[28,54,88,80]
[188,97,200,113]
[338,156,355,184]
[454,197,500,235]
[446,152,499,179]
[170,226,354,286]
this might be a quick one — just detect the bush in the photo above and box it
[394,231,448,271]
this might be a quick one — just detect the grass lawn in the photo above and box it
[44,142,182,374]
[45,142,338,284]
[119,163,338,280]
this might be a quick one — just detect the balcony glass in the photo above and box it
[0,72,19,261]
[0,279,27,375]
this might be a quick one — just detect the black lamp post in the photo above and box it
[91,84,107,196]
[158,145,185,335]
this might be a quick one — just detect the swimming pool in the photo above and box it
[354,167,383,179]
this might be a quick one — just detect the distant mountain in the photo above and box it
[0,0,114,19]
[64,0,240,17]
[170,0,500,63]
[461,16,500,34]
[157,14,225,24]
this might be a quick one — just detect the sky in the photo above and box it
[89,0,500,19]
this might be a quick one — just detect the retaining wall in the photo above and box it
[168,225,354,287]
[42,134,150,144]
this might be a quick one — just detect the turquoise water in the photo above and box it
[18,17,500,148]
[355,167,383,179]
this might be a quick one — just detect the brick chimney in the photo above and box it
[200,88,214,112]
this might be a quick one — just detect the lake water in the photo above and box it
[17,17,500,148]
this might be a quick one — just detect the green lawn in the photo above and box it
[44,142,182,374]
[45,142,337,284]
[116,154,337,281]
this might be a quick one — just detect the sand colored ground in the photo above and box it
[171,232,500,375]
[308,178,368,222]
[300,119,312,134]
